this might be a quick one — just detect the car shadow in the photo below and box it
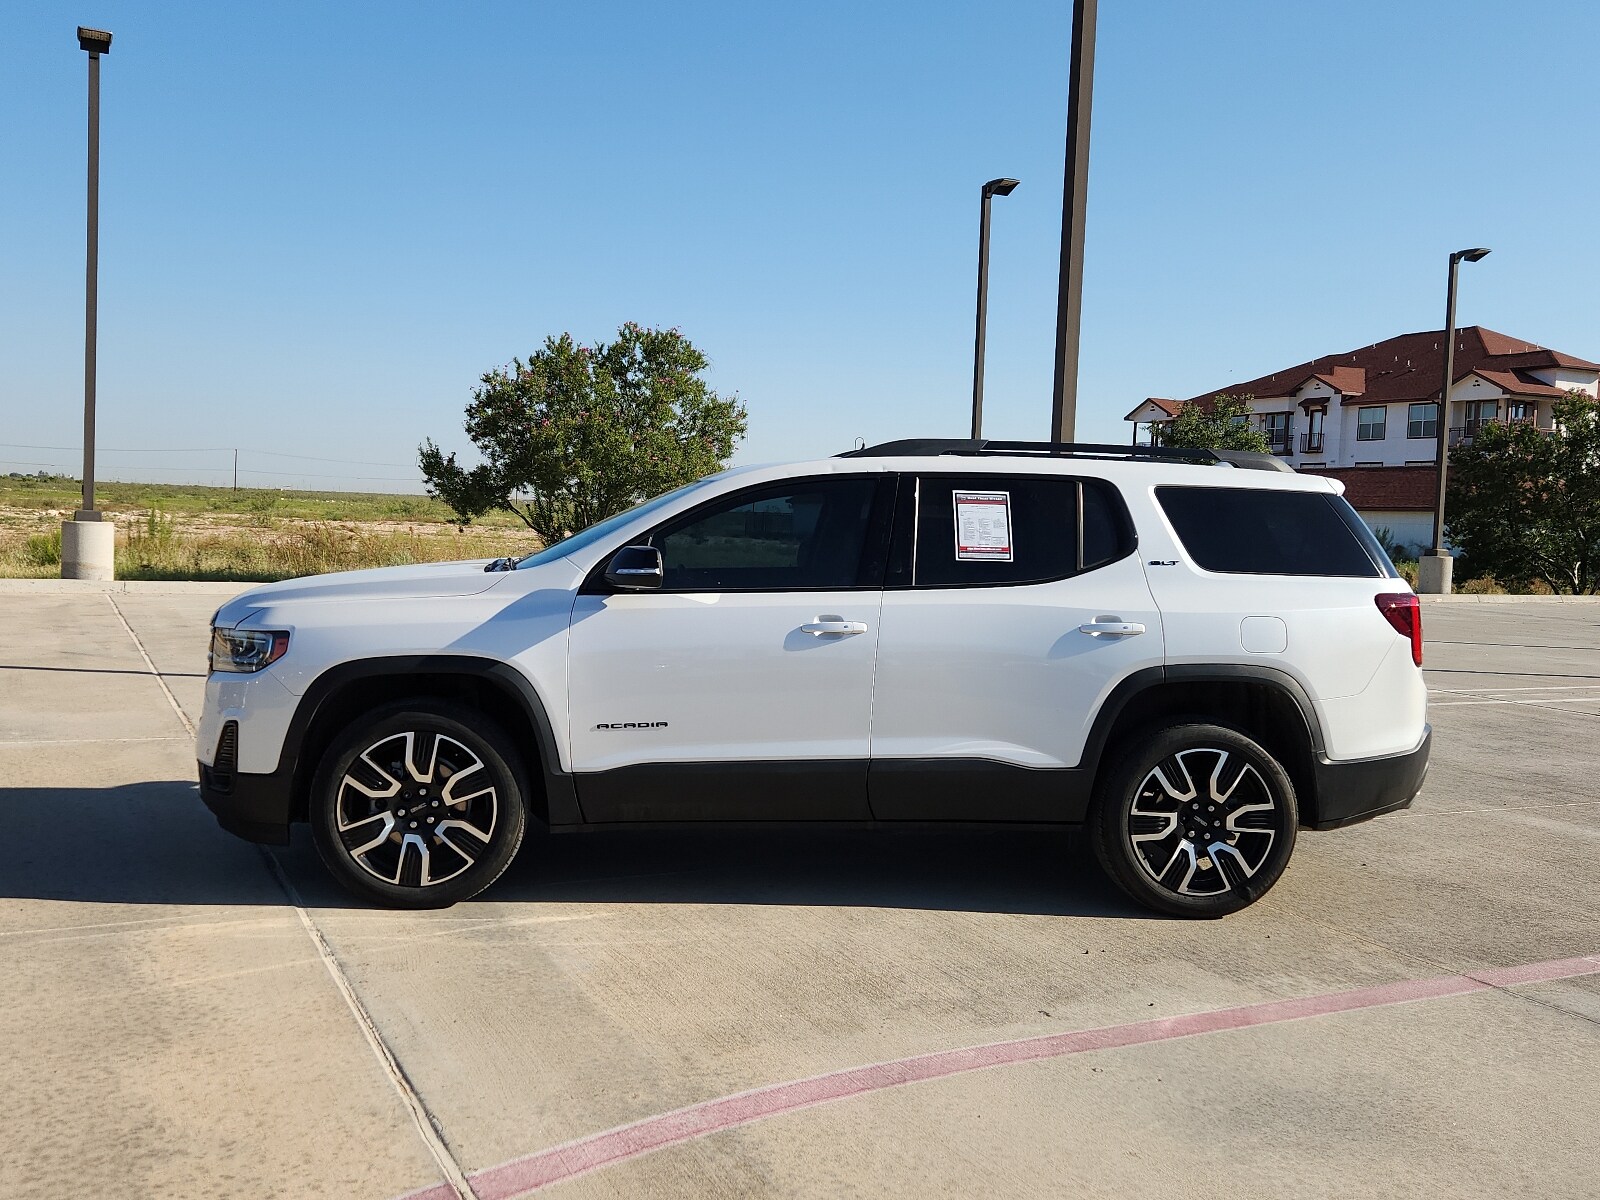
[0,781,357,909]
[492,825,1153,919]
[1,781,1148,918]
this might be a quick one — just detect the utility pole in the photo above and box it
[233,448,239,493]
[1049,0,1096,444]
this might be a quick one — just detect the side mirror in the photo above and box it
[604,544,664,590]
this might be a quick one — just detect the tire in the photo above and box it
[1089,722,1298,918]
[309,700,529,909]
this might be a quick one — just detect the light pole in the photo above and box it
[971,177,1019,440]
[63,26,116,580]
[1419,246,1491,595]
[1050,0,1096,444]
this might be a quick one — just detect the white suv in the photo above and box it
[198,440,1430,917]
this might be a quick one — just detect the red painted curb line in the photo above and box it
[400,952,1600,1200]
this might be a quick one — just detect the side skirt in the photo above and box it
[571,758,1089,824]
[576,760,869,822]
[869,758,1091,822]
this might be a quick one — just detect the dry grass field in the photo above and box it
[0,475,539,581]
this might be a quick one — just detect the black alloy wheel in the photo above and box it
[310,701,528,908]
[1089,722,1297,918]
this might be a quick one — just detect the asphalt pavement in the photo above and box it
[2,583,1597,1199]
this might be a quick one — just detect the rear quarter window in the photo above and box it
[1155,486,1385,578]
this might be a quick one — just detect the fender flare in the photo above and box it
[1077,662,1327,774]
[275,655,579,825]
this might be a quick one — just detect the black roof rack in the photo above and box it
[836,438,1294,474]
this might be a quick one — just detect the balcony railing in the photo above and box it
[1300,431,1324,454]
[1449,417,1548,446]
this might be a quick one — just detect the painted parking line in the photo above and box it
[1428,685,1600,693]
[1430,697,1600,707]
[398,952,1600,1200]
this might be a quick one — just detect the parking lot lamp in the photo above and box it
[1419,246,1491,595]
[62,26,116,580]
[971,177,1020,439]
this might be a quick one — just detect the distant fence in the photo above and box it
[1,442,427,492]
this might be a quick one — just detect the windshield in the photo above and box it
[515,479,718,568]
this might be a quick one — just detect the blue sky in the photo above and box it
[3,1,1597,491]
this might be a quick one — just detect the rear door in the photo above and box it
[868,473,1164,820]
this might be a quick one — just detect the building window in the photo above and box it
[1258,412,1291,454]
[1357,407,1387,441]
[1407,403,1438,439]
[1508,400,1536,424]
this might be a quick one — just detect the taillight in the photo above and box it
[1375,593,1423,666]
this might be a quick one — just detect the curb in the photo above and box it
[0,578,254,596]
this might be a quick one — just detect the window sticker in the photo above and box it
[953,490,1013,561]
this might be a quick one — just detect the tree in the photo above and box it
[1445,391,1600,594]
[1157,394,1272,453]
[420,324,746,541]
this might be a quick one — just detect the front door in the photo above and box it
[567,475,890,821]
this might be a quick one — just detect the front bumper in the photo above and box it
[1307,725,1431,831]
[198,762,295,845]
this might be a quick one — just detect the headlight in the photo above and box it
[209,627,290,673]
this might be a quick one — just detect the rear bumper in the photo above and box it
[198,762,295,845]
[1307,725,1431,831]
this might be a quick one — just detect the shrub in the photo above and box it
[24,529,61,567]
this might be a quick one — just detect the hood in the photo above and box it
[212,560,509,627]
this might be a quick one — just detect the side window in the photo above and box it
[649,477,880,591]
[912,475,1081,587]
[1081,478,1135,570]
[1155,486,1383,577]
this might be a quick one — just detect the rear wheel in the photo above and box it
[309,701,528,908]
[1089,723,1297,917]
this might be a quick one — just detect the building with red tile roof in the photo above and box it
[1126,327,1599,553]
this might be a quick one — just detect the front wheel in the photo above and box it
[1089,723,1298,918]
[309,702,528,908]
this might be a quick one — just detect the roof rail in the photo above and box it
[836,438,1294,473]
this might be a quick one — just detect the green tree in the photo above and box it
[1157,394,1272,453]
[1445,391,1600,594]
[420,323,746,541]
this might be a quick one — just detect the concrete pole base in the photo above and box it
[1417,550,1453,595]
[61,518,116,581]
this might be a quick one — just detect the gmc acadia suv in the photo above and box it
[198,440,1430,917]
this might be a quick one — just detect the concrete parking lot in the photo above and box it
[2,583,1597,1199]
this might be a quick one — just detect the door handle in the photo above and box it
[801,620,868,636]
[1079,619,1146,638]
